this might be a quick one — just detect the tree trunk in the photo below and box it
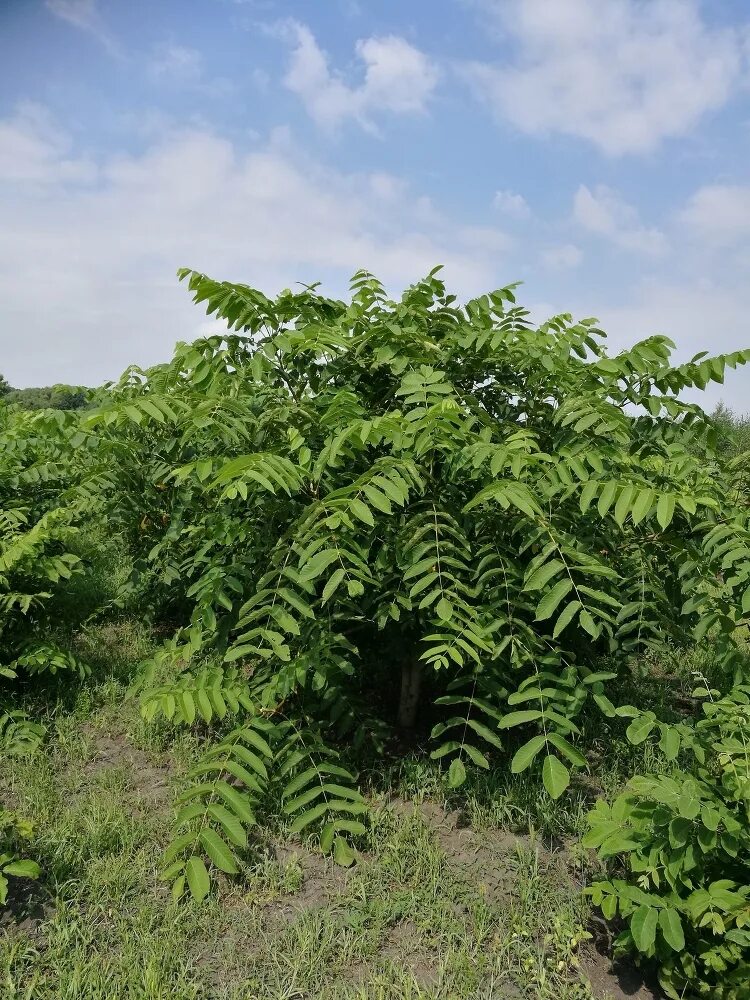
[397,657,422,730]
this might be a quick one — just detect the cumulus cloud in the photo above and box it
[282,21,438,131]
[0,108,507,387]
[492,189,530,218]
[679,184,750,247]
[458,226,513,256]
[147,44,233,96]
[541,244,582,269]
[368,173,408,201]
[573,184,668,256]
[594,279,750,409]
[0,103,97,185]
[149,45,204,83]
[464,0,748,155]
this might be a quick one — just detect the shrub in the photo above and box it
[0,808,39,906]
[0,403,89,733]
[586,678,750,998]
[711,402,750,459]
[0,403,96,895]
[73,266,750,900]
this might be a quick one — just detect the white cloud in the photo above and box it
[492,189,530,218]
[542,244,582,269]
[46,0,98,30]
[573,184,668,256]
[458,226,513,256]
[464,0,748,155]
[520,275,750,411]
[282,21,438,131]
[147,44,233,96]
[369,172,407,201]
[679,184,750,247]
[0,103,97,185]
[46,0,120,56]
[149,45,203,83]
[594,279,750,410]
[0,109,506,388]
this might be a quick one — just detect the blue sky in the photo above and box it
[1,0,749,409]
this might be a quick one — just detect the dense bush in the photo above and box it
[0,405,89,721]
[71,267,748,902]
[0,373,90,411]
[712,402,750,459]
[584,422,750,997]
[2,267,749,996]
[586,679,750,998]
[0,404,92,894]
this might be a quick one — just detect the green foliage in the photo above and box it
[585,679,750,998]
[277,729,366,865]
[4,384,89,411]
[140,660,255,725]
[0,808,39,905]
[711,402,750,460]
[4,265,750,952]
[0,707,46,756]
[66,265,749,903]
[0,405,90,657]
[0,400,100,894]
[162,714,366,901]
[164,717,275,902]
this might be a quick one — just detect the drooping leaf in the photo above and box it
[200,829,238,875]
[511,735,547,773]
[185,856,211,903]
[658,908,685,952]
[542,754,570,799]
[630,904,658,953]
[447,757,466,788]
[535,580,573,621]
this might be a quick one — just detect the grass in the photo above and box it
[0,616,667,1000]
